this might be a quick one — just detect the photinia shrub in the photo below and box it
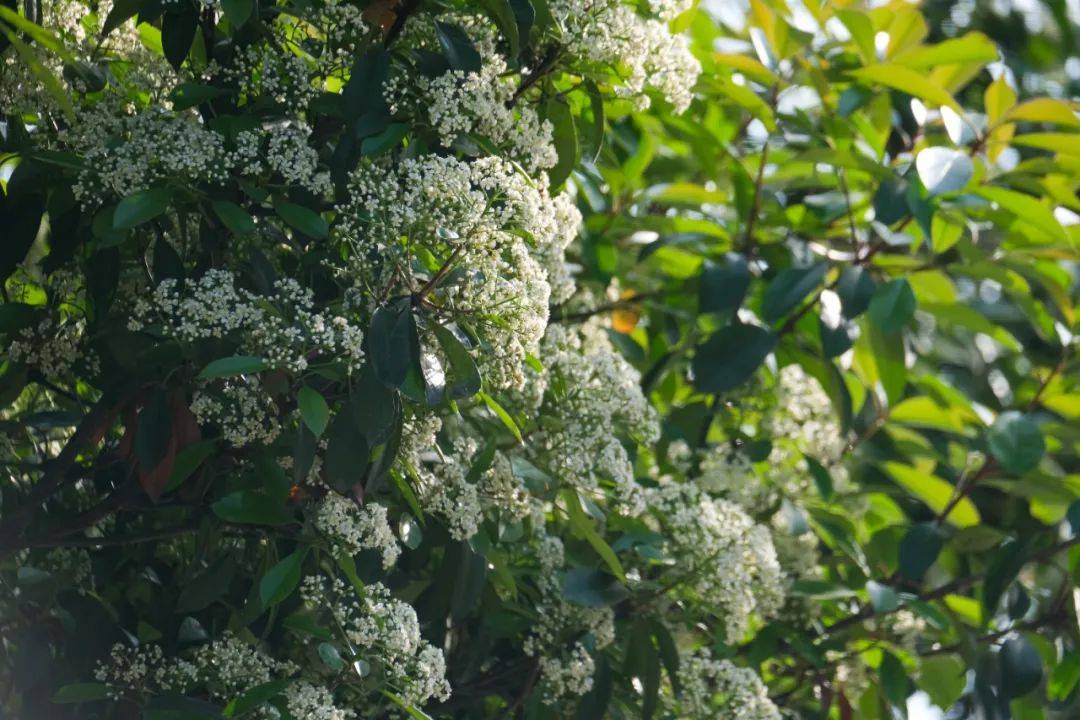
[0,0,1078,718]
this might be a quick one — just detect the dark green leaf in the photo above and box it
[369,298,417,389]
[212,490,293,525]
[868,279,916,334]
[837,266,876,318]
[176,555,237,613]
[220,0,253,27]
[171,83,228,111]
[52,683,109,703]
[987,411,1045,474]
[561,568,629,608]
[431,323,481,399]
[161,8,197,70]
[274,201,328,239]
[198,355,268,380]
[259,550,305,607]
[692,323,777,393]
[212,200,257,236]
[761,263,827,322]
[434,21,482,72]
[879,652,910,707]
[135,389,171,471]
[297,386,330,437]
[546,95,578,189]
[899,523,944,580]
[699,253,751,313]
[113,187,172,229]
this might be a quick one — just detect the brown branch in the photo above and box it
[0,394,121,555]
[19,520,201,549]
[821,534,1080,638]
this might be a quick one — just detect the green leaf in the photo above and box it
[431,324,481,399]
[382,691,434,720]
[561,567,629,608]
[982,537,1025,613]
[101,0,142,36]
[135,388,171,474]
[837,266,876,318]
[161,7,197,70]
[198,355,269,380]
[274,201,329,239]
[324,399,370,494]
[212,200,257,236]
[212,490,293,525]
[879,651,910,707]
[225,680,290,718]
[899,523,944,580]
[761,263,827,322]
[221,0,253,27]
[297,386,330,437]
[52,683,109,703]
[360,122,409,156]
[478,391,523,443]
[176,554,237,613]
[915,147,974,196]
[259,550,305,608]
[918,655,967,710]
[699,254,751,314]
[868,279,917,334]
[867,323,906,405]
[562,489,625,581]
[434,20,482,72]
[369,298,417,389]
[866,580,899,612]
[113,187,172,229]
[849,63,959,110]
[1005,98,1080,127]
[882,462,981,527]
[893,32,997,68]
[976,187,1068,244]
[170,83,228,111]
[546,95,578,189]
[1000,635,1043,699]
[692,323,777,393]
[987,411,1045,474]
[1048,652,1080,701]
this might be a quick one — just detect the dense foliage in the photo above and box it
[1,0,1078,719]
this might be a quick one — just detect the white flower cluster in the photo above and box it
[7,315,95,382]
[232,122,333,196]
[524,537,615,701]
[407,420,537,540]
[530,323,658,505]
[300,575,451,706]
[130,270,365,374]
[772,364,847,466]
[674,648,782,720]
[70,106,332,206]
[72,108,229,202]
[285,681,356,720]
[0,0,170,116]
[190,379,282,448]
[219,45,317,108]
[697,448,773,513]
[93,634,300,704]
[386,55,557,173]
[338,154,578,389]
[314,493,401,568]
[547,0,700,112]
[646,482,783,644]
